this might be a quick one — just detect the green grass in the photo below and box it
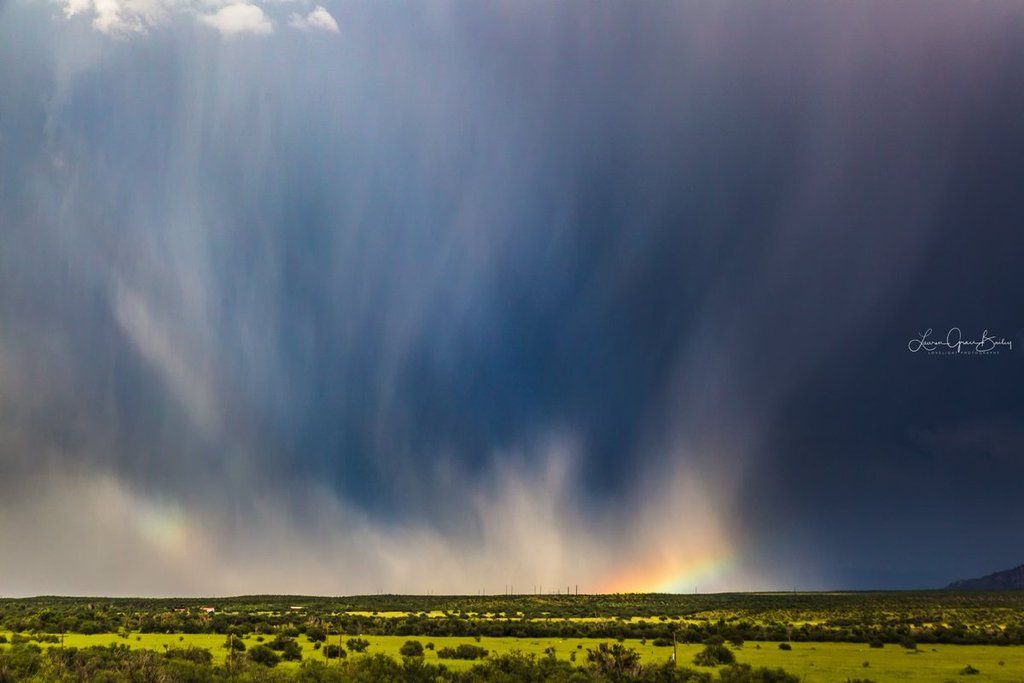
[7,632,1024,681]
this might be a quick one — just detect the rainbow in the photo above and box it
[599,551,736,594]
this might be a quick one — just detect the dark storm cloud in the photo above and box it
[0,0,1022,594]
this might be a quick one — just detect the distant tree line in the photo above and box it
[4,592,1024,646]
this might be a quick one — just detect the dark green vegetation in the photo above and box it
[4,592,1024,645]
[3,593,1024,681]
[0,642,797,682]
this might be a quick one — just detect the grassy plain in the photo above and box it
[7,630,1024,681]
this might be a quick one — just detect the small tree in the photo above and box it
[718,663,799,683]
[586,642,643,677]
[223,635,245,652]
[399,640,424,658]
[693,643,735,666]
[323,644,346,659]
[248,645,281,667]
[281,640,302,661]
[347,637,370,653]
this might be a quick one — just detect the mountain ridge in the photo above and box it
[948,564,1024,590]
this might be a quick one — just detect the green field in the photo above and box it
[5,594,1024,680]
[7,630,1024,681]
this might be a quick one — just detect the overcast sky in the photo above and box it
[1,0,1023,596]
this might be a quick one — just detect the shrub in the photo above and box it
[869,640,884,649]
[0,644,44,680]
[653,637,673,647]
[436,644,489,660]
[163,647,212,665]
[718,663,800,683]
[281,640,303,661]
[693,643,735,666]
[267,635,293,651]
[587,643,643,677]
[778,643,791,651]
[247,644,280,667]
[346,637,370,653]
[222,635,245,652]
[323,644,346,659]
[399,640,424,657]
[960,664,980,675]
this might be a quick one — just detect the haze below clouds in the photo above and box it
[1,0,1023,596]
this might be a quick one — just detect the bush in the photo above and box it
[163,647,212,665]
[436,643,489,660]
[587,643,643,677]
[346,637,370,653]
[693,643,735,666]
[281,639,303,661]
[718,663,800,682]
[323,644,346,659]
[223,635,245,652]
[653,637,673,647]
[869,640,884,649]
[0,644,44,680]
[247,644,280,667]
[399,640,424,657]
[778,643,791,651]
[960,664,980,675]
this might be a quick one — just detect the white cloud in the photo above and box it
[61,0,173,34]
[0,435,767,596]
[288,5,338,33]
[199,3,274,36]
[60,0,273,36]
